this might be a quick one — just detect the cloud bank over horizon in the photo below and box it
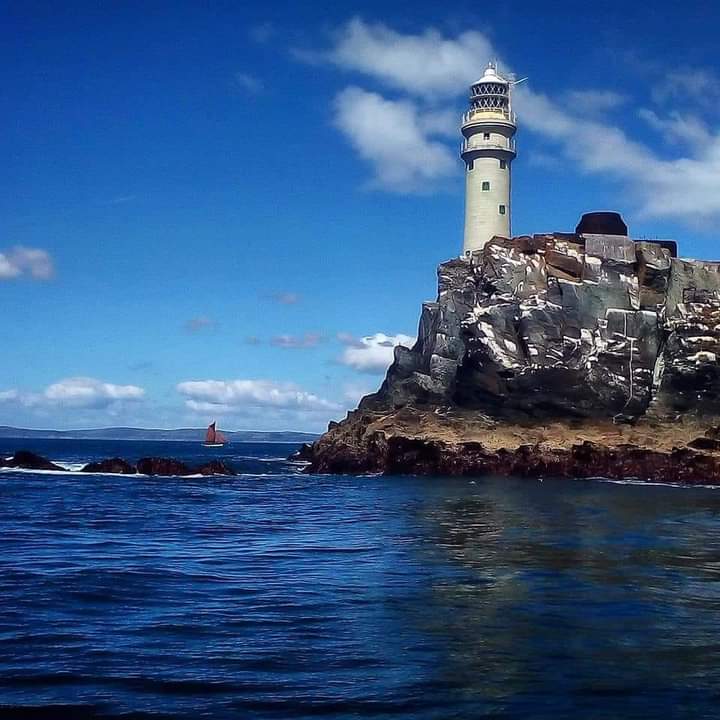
[0,377,145,413]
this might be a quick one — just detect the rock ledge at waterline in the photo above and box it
[305,231,720,483]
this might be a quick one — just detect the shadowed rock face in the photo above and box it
[136,458,192,476]
[194,460,236,476]
[1,453,237,477]
[309,233,720,479]
[311,434,720,484]
[82,458,136,474]
[135,457,236,476]
[362,234,720,421]
[0,451,65,472]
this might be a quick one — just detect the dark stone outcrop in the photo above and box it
[362,232,720,422]
[136,457,236,476]
[0,450,65,472]
[288,443,314,462]
[311,231,720,482]
[136,457,194,476]
[311,435,720,484]
[2,452,236,477]
[194,460,236,476]
[306,407,720,483]
[81,458,137,474]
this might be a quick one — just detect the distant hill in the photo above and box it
[0,426,318,443]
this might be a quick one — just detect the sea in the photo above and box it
[2,438,720,719]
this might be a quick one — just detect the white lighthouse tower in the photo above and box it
[461,62,518,255]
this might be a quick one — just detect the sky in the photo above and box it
[3,0,720,432]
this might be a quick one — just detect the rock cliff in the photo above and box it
[309,228,720,481]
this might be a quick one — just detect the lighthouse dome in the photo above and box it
[474,63,508,85]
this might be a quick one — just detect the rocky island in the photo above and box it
[0,451,236,476]
[307,215,720,483]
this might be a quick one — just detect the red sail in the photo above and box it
[216,431,227,444]
[205,422,216,444]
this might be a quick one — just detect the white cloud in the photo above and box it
[184,316,216,333]
[317,19,720,223]
[652,67,720,109]
[341,382,375,405]
[0,378,145,410]
[638,108,712,148]
[339,332,415,373]
[0,246,54,280]
[563,89,627,115]
[320,18,495,193]
[328,18,491,97]
[106,195,136,205]
[512,87,656,176]
[514,85,720,222]
[334,87,456,192]
[249,22,275,44]
[269,291,301,305]
[44,378,145,407]
[234,72,264,94]
[177,379,338,412]
[270,333,322,349]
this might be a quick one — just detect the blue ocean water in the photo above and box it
[2,439,720,719]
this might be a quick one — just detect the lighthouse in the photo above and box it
[461,62,518,255]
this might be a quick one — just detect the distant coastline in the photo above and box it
[0,426,318,443]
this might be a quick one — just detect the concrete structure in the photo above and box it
[461,62,518,255]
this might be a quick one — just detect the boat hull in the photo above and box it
[202,443,226,448]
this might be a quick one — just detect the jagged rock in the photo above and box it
[81,458,137,474]
[636,241,671,308]
[307,414,720,483]
[2,452,236,478]
[1,451,65,471]
[651,300,720,416]
[136,457,193,476]
[194,460,236,476]
[288,443,314,462]
[311,232,720,480]
[363,233,720,422]
[687,437,720,451]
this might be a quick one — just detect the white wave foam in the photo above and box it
[0,467,281,479]
[595,477,720,490]
[57,462,86,472]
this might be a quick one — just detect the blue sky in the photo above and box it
[3,0,720,431]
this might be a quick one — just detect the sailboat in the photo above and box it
[203,421,227,448]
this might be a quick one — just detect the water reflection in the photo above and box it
[401,476,720,717]
[4,449,720,719]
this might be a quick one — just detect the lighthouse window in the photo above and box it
[483,132,491,140]
[482,181,490,191]
[499,159,506,169]
[499,204,506,215]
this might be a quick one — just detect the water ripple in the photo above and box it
[3,440,720,718]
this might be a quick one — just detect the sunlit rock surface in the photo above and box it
[363,233,720,421]
[311,233,720,479]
